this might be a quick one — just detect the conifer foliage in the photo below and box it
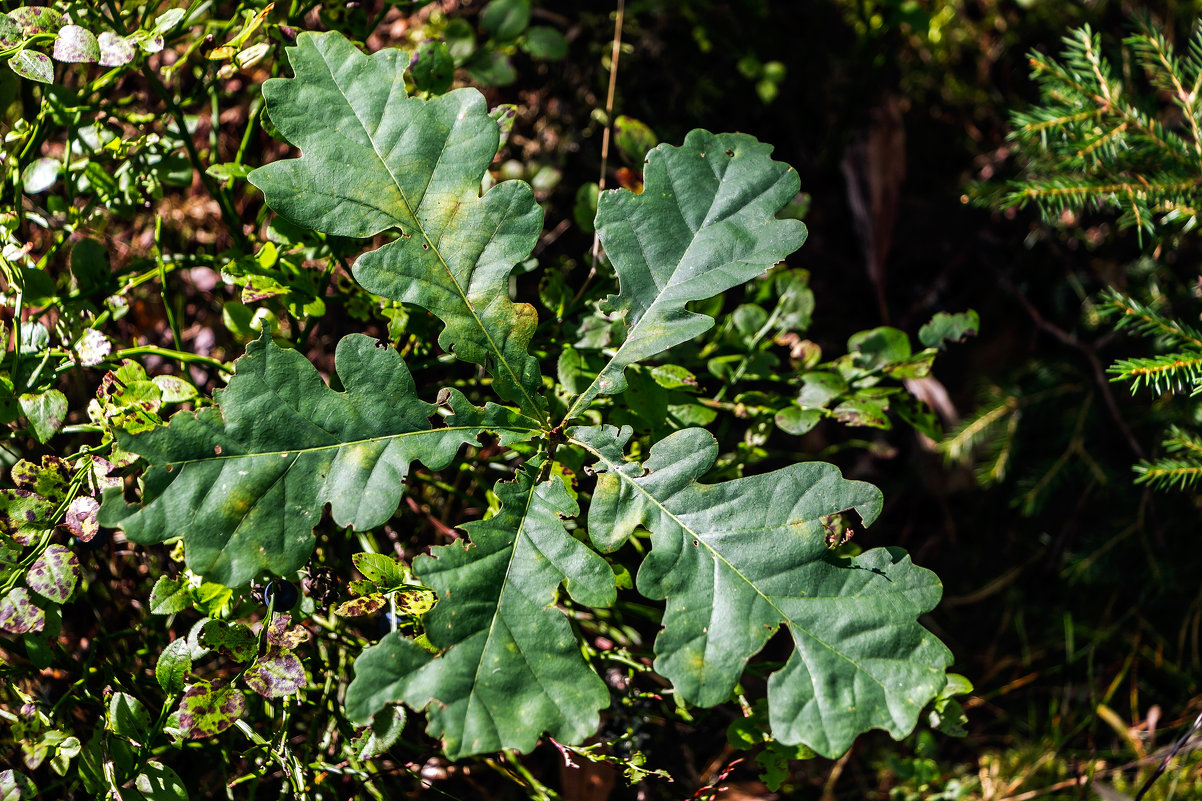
[966,18,1202,495]
[1000,19,1202,237]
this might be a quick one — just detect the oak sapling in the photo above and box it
[100,29,957,765]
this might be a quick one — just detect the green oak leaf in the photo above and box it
[248,31,547,421]
[98,333,540,586]
[573,425,952,757]
[562,130,808,420]
[346,462,615,758]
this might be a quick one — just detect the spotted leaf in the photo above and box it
[25,544,79,603]
[244,646,306,698]
[178,680,245,738]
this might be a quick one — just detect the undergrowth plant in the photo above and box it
[96,27,957,769]
[946,15,1202,800]
[956,16,1202,501]
[0,4,985,796]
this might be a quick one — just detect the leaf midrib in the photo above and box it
[319,53,546,424]
[154,424,538,468]
[461,475,567,749]
[561,156,788,424]
[573,435,893,691]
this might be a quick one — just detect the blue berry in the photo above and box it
[262,579,299,611]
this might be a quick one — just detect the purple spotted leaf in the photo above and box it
[0,588,44,634]
[85,455,123,493]
[198,619,257,662]
[396,587,437,616]
[52,25,99,63]
[25,544,79,603]
[12,456,72,503]
[244,645,306,698]
[409,39,453,95]
[333,594,386,617]
[65,496,100,542]
[0,768,37,799]
[75,329,111,367]
[18,390,67,443]
[490,104,518,148]
[178,679,245,738]
[0,534,20,569]
[151,375,197,403]
[347,578,379,596]
[265,614,310,649]
[0,458,73,544]
[8,51,53,84]
[0,491,54,545]
[0,16,22,49]
[6,7,64,35]
[98,32,135,67]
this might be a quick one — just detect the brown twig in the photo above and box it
[1002,277,1144,459]
[570,0,625,308]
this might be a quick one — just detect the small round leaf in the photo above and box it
[97,32,135,67]
[178,680,244,738]
[22,158,59,193]
[156,638,192,694]
[106,692,150,742]
[135,761,188,801]
[52,25,99,63]
[25,544,79,603]
[9,51,53,84]
[409,40,453,95]
[520,26,567,60]
[0,588,44,634]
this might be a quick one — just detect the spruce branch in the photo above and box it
[995,19,1202,236]
[1098,289,1202,350]
[1108,352,1202,394]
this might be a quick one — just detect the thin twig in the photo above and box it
[1133,710,1202,801]
[571,0,625,307]
[1002,277,1145,459]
